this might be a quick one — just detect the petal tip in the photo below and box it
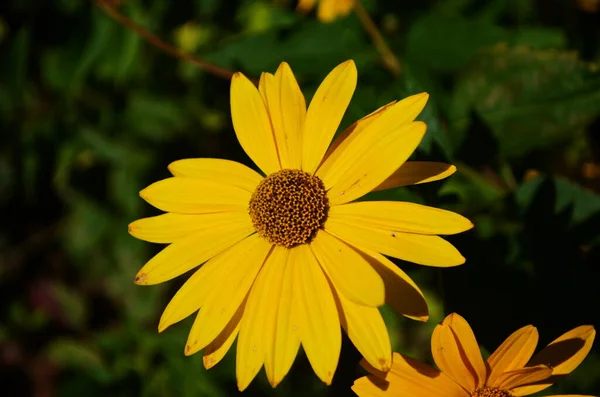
[134,272,148,285]
[203,355,216,370]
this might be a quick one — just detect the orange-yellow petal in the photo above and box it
[487,325,539,386]
[373,161,456,191]
[443,313,487,388]
[168,158,263,192]
[262,62,306,169]
[310,230,384,307]
[203,303,244,369]
[511,326,596,396]
[297,0,317,13]
[317,0,354,22]
[329,201,473,236]
[322,122,426,205]
[495,365,552,392]
[325,218,465,267]
[293,244,341,385]
[185,235,272,355]
[302,60,357,173]
[265,247,301,387]
[335,290,391,372]
[140,177,250,214]
[431,317,478,391]
[135,221,255,286]
[128,211,250,244]
[230,72,280,175]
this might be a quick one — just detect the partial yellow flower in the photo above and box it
[297,0,355,22]
[129,60,473,390]
[353,312,596,397]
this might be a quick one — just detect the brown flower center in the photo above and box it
[248,169,329,248]
[471,387,513,397]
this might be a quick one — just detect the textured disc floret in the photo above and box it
[472,387,513,397]
[249,169,329,248]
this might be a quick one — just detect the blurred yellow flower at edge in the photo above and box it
[128,60,473,390]
[297,0,356,22]
[353,313,596,397]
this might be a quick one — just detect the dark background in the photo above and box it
[1,0,599,396]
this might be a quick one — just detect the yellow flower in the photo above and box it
[297,0,355,22]
[129,60,473,390]
[353,313,596,397]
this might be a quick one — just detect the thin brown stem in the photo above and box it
[354,1,402,77]
[93,0,238,81]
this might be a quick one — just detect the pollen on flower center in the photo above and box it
[248,169,329,248]
[471,387,513,397]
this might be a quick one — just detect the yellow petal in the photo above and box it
[258,72,271,98]
[431,319,478,391]
[168,158,263,192]
[184,235,272,355]
[262,62,306,169]
[135,222,254,286]
[355,352,469,397]
[296,0,317,13]
[293,244,341,385]
[495,365,552,392]
[487,325,539,386]
[265,247,301,387]
[310,230,385,307]
[203,303,244,369]
[373,161,456,191]
[158,233,259,331]
[317,92,428,198]
[323,122,426,205]
[329,201,473,235]
[511,325,596,396]
[128,211,250,244]
[352,377,394,397]
[361,250,428,321]
[443,313,487,388]
[317,0,354,22]
[236,246,286,391]
[302,60,357,173]
[230,72,280,175]
[335,290,391,372]
[325,218,465,267]
[140,177,250,214]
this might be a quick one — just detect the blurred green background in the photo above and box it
[1,0,600,396]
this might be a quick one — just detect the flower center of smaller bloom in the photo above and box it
[248,169,329,248]
[471,387,513,397]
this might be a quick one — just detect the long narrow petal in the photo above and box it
[329,201,473,236]
[184,235,272,355]
[317,93,428,196]
[134,222,255,286]
[293,245,341,385]
[495,365,552,392]
[302,60,357,173]
[265,247,301,387]
[128,211,250,244]
[487,325,539,386]
[262,62,306,169]
[325,218,465,267]
[335,290,391,372]
[353,353,469,397]
[203,303,244,369]
[443,313,487,388]
[360,250,428,321]
[236,246,286,391]
[323,122,426,205]
[511,326,596,396]
[231,72,280,175]
[158,234,260,331]
[310,230,384,307]
[168,158,263,192]
[373,162,456,191]
[431,320,478,391]
[140,177,251,214]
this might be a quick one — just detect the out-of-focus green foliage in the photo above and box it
[1,0,599,396]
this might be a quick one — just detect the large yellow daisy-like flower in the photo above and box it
[297,0,355,22]
[353,313,596,397]
[129,60,473,390]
